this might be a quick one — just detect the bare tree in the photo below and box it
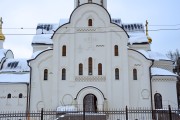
[166,49,180,75]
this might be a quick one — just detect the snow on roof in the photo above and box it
[31,48,52,59]
[128,32,148,45]
[138,50,171,61]
[1,59,30,72]
[32,34,53,45]
[31,50,43,59]
[0,49,8,61]
[148,51,171,61]
[151,67,177,76]
[0,73,29,83]
[57,106,77,112]
[33,23,60,45]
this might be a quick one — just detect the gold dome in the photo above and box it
[0,17,5,41]
[147,36,152,43]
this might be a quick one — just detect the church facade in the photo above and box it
[0,0,178,112]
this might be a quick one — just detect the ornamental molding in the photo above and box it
[75,75,106,82]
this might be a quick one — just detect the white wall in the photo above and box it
[0,84,28,112]
[152,76,178,108]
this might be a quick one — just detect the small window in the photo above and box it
[115,68,119,80]
[133,69,137,80]
[88,19,92,26]
[79,64,83,75]
[88,57,93,75]
[62,45,66,56]
[7,94,11,99]
[62,68,66,80]
[114,45,118,56]
[98,63,102,75]
[44,69,48,80]
[19,93,23,98]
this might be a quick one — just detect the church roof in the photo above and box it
[32,19,148,45]
[0,58,30,72]
[138,50,171,61]
[151,67,177,76]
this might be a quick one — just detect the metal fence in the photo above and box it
[0,106,180,120]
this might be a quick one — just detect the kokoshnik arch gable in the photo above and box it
[0,0,178,112]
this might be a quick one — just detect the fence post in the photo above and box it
[83,103,85,120]
[126,106,128,120]
[41,108,43,120]
[168,105,172,120]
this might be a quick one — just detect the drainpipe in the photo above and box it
[149,60,154,119]
[26,83,30,119]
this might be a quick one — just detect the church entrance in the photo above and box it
[83,94,97,112]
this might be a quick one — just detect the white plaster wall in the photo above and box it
[30,50,53,111]
[152,76,178,108]
[52,4,129,109]
[0,84,28,112]
[128,50,152,108]
[32,44,53,53]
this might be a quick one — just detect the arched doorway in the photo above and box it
[83,94,97,112]
[154,93,162,109]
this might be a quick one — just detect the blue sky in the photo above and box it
[0,0,180,58]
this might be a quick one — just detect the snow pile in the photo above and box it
[57,106,77,112]
[0,73,29,83]
[151,67,177,76]
[128,32,148,44]
[138,50,171,61]
[1,59,30,72]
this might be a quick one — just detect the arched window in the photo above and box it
[7,93,11,99]
[114,45,118,56]
[115,68,119,80]
[44,69,48,80]
[62,45,66,56]
[154,93,163,109]
[79,63,83,75]
[62,68,66,80]
[88,19,92,26]
[98,63,102,75]
[133,69,137,80]
[19,93,23,98]
[88,57,93,75]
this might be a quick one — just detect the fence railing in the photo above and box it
[0,106,179,120]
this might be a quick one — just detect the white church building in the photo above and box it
[0,0,178,112]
